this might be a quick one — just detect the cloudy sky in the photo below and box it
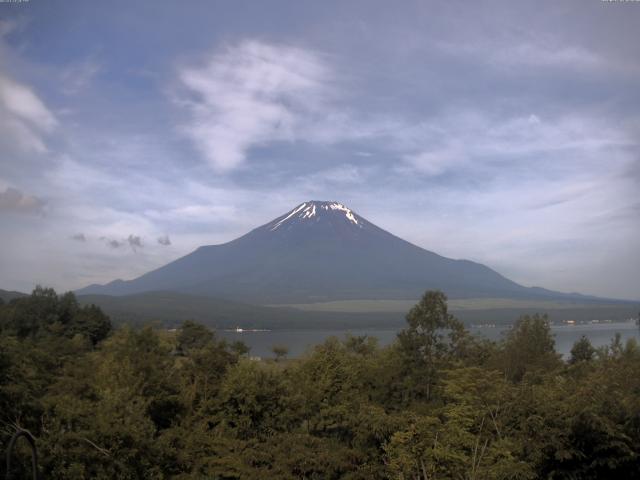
[1,0,639,300]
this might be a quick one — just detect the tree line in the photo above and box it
[1,287,639,479]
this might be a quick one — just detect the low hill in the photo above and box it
[77,291,404,330]
[77,291,639,330]
[0,289,28,303]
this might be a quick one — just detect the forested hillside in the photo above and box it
[1,288,639,479]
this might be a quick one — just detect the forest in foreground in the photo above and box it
[1,287,639,479]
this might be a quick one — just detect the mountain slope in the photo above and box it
[0,289,29,303]
[77,201,601,303]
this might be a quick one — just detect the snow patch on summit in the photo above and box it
[327,202,359,225]
[270,202,308,231]
[301,204,316,219]
[269,201,361,231]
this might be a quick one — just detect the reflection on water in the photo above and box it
[219,322,639,359]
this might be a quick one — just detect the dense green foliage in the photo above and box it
[1,288,639,479]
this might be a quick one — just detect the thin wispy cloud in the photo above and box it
[438,38,604,71]
[60,58,102,95]
[399,111,636,177]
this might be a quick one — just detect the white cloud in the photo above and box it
[0,74,57,153]
[177,40,355,171]
[0,75,56,130]
[404,148,465,176]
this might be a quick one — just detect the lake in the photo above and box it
[219,321,640,359]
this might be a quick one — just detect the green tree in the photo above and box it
[40,326,176,478]
[176,334,238,414]
[502,314,561,382]
[608,332,624,359]
[396,290,466,401]
[343,334,378,356]
[176,320,214,354]
[272,344,289,361]
[569,335,596,364]
[293,337,365,440]
[384,408,533,480]
[0,286,58,338]
[230,340,250,357]
[69,304,111,345]
[0,288,110,345]
[217,360,294,439]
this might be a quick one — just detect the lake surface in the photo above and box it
[219,321,640,359]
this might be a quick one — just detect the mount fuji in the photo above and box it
[77,201,595,304]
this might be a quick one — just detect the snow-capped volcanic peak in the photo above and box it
[269,201,361,231]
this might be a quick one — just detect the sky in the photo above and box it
[0,0,639,300]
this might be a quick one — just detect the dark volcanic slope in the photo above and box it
[76,201,598,303]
